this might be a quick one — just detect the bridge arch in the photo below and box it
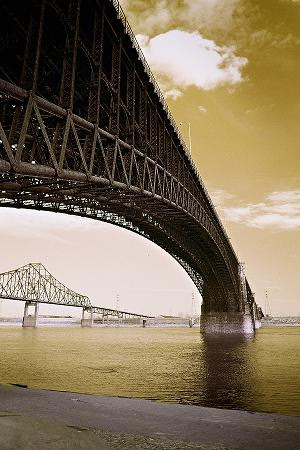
[0,195,235,316]
[0,204,203,314]
[0,0,261,333]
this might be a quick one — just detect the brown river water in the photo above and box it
[0,326,299,416]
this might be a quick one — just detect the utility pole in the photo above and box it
[191,291,196,317]
[116,293,120,325]
[265,289,271,317]
[188,122,192,156]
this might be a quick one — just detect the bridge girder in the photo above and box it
[0,0,259,319]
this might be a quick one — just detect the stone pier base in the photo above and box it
[22,301,39,328]
[81,308,94,327]
[255,320,261,329]
[200,312,255,334]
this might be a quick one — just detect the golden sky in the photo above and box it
[119,0,300,315]
[0,0,299,317]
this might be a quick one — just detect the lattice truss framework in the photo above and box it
[0,0,260,316]
[0,262,153,318]
[0,263,91,307]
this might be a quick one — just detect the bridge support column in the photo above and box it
[22,301,39,328]
[255,320,261,329]
[200,310,254,335]
[81,307,94,327]
[253,304,261,329]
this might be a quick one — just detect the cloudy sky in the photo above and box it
[1,0,299,317]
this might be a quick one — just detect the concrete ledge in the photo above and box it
[0,385,299,450]
[0,412,111,450]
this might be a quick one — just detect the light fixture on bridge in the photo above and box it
[179,122,192,155]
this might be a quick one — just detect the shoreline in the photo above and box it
[1,319,300,328]
[0,385,299,449]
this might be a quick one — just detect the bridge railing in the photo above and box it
[108,0,238,264]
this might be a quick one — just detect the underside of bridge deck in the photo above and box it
[0,0,262,333]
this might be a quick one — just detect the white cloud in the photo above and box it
[245,103,275,115]
[181,0,239,31]
[267,190,300,202]
[120,0,240,35]
[164,88,183,100]
[121,0,172,35]
[137,30,248,92]
[249,29,300,49]
[198,105,207,113]
[211,189,300,230]
[210,189,235,207]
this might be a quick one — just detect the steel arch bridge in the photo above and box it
[0,0,262,332]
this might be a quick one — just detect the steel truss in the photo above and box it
[0,0,260,316]
[0,263,152,318]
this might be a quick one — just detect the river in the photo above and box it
[0,325,299,416]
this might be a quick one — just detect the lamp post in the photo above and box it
[179,121,192,155]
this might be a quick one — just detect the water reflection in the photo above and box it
[198,335,255,410]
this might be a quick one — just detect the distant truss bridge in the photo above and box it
[0,263,153,326]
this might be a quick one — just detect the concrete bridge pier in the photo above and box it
[200,309,254,335]
[81,307,94,327]
[253,304,262,329]
[22,301,39,328]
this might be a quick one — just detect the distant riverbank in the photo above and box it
[2,316,300,328]
[0,316,199,328]
[261,317,300,327]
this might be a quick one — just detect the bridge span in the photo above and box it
[0,263,153,327]
[0,0,263,333]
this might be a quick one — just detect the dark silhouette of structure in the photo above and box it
[0,0,263,333]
